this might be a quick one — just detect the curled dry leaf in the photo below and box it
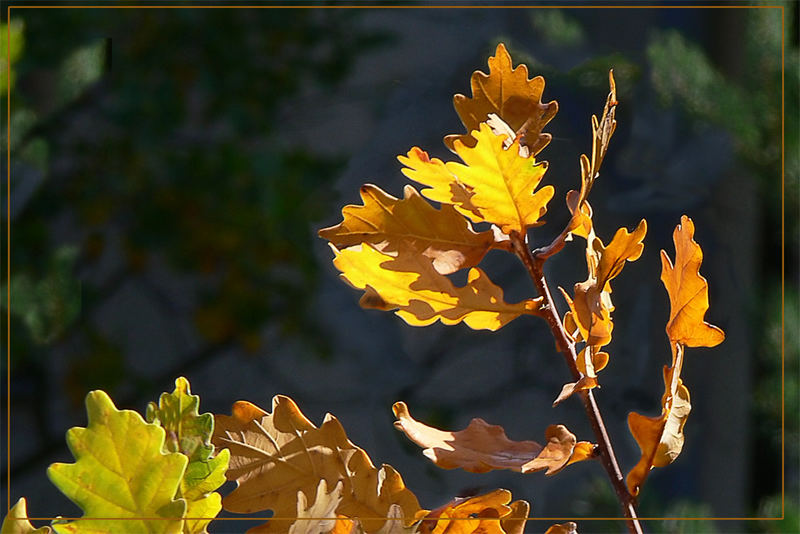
[319,184,495,276]
[444,42,558,157]
[393,402,593,476]
[417,489,529,534]
[626,216,724,496]
[1,498,52,534]
[544,522,578,534]
[331,243,541,331]
[520,425,594,476]
[400,123,553,235]
[212,396,420,534]
[557,219,647,402]
[627,365,691,497]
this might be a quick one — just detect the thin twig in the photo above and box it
[510,231,643,534]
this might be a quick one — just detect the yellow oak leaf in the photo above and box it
[626,365,691,496]
[444,43,558,158]
[393,403,593,476]
[660,215,725,347]
[1,498,51,534]
[318,184,494,275]
[331,243,541,331]
[416,490,527,534]
[402,123,553,235]
[212,396,420,534]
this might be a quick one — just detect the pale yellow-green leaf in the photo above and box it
[1,498,51,534]
[47,390,187,534]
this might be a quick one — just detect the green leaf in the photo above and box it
[1,498,51,534]
[47,390,188,534]
[146,377,229,534]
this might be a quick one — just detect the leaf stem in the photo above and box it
[510,232,643,534]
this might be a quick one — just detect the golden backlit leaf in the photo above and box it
[402,124,553,235]
[626,365,691,497]
[551,376,598,407]
[660,215,725,347]
[544,522,578,534]
[318,184,494,275]
[520,425,594,475]
[417,490,527,534]
[212,396,420,534]
[332,243,541,331]
[445,43,558,157]
[393,403,593,477]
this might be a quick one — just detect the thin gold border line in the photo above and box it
[3,2,786,525]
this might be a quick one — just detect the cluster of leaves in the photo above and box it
[3,377,578,534]
[319,43,724,528]
[3,378,228,534]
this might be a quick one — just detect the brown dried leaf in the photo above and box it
[627,365,691,496]
[520,425,594,475]
[319,184,495,275]
[332,243,542,331]
[445,43,558,157]
[417,490,525,534]
[393,403,593,477]
[392,402,542,473]
[213,396,420,533]
[660,215,725,347]
[544,522,578,534]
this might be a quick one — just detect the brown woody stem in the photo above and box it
[510,232,643,534]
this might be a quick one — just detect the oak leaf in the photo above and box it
[402,124,553,235]
[660,215,725,347]
[417,490,528,534]
[627,365,691,496]
[331,243,541,331]
[444,43,558,157]
[146,377,230,534]
[289,480,344,534]
[626,216,724,496]
[47,391,188,534]
[212,396,420,534]
[318,184,494,275]
[544,522,578,534]
[1,498,51,534]
[392,402,592,476]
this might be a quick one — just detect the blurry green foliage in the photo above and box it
[0,19,24,93]
[530,10,585,48]
[1,245,81,346]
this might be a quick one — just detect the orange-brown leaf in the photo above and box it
[392,402,542,473]
[660,215,725,347]
[445,43,558,157]
[319,184,495,275]
[213,396,420,533]
[626,365,692,496]
[332,243,541,331]
[417,490,525,534]
[401,124,553,235]
[520,425,594,475]
[393,403,593,477]
[545,522,578,534]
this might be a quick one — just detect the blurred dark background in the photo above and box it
[2,4,797,534]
